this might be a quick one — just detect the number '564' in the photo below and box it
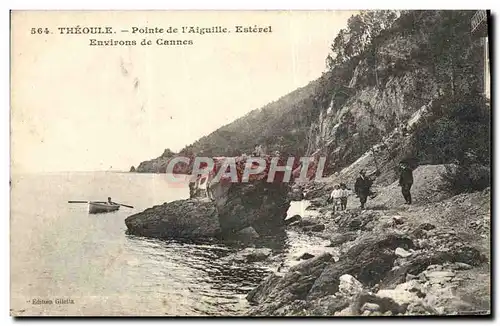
[31,28,50,34]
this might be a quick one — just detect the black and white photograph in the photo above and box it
[9,9,491,317]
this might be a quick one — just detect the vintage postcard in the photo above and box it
[10,10,491,317]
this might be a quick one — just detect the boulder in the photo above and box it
[395,247,412,258]
[288,188,304,201]
[129,166,136,172]
[235,226,260,240]
[245,248,273,263]
[376,280,423,306]
[449,262,473,270]
[392,216,404,225]
[226,248,273,263]
[352,292,409,315]
[303,224,325,232]
[303,183,329,200]
[289,218,325,233]
[246,273,282,304]
[212,180,291,235]
[297,218,319,227]
[328,232,358,246]
[336,210,377,232]
[338,274,364,299]
[297,253,316,260]
[380,234,486,288]
[247,253,333,315]
[412,223,437,238]
[308,233,414,300]
[308,198,326,208]
[285,214,302,226]
[125,199,220,239]
[362,302,381,312]
[307,295,350,316]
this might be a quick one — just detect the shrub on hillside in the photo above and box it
[442,163,490,195]
[412,92,490,194]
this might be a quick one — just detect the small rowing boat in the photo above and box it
[68,199,133,213]
[88,201,120,214]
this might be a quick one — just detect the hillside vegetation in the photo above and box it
[135,10,490,194]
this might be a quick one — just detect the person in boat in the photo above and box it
[107,197,117,205]
[354,170,373,209]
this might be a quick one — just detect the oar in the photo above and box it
[115,203,134,209]
[68,200,89,203]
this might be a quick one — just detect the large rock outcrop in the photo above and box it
[125,156,297,239]
[125,199,220,238]
[213,181,291,235]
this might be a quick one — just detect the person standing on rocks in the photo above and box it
[399,161,414,204]
[329,184,343,213]
[339,183,351,211]
[354,170,373,209]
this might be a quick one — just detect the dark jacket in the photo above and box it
[399,167,413,186]
[354,176,372,195]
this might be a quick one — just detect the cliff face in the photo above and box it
[307,10,483,177]
[309,66,438,175]
[133,12,484,181]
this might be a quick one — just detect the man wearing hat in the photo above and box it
[354,169,373,209]
[399,161,414,204]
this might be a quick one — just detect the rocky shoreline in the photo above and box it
[125,179,292,240]
[242,169,490,316]
[123,163,490,316]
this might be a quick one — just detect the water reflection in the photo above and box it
[124,234,276,315]
[119,199,331,315]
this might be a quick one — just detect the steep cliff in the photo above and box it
[307,10,485,178]
[134,11,487,186]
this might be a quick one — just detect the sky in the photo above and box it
[11,10,356,173]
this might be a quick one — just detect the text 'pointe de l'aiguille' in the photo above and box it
[128,25,272,34]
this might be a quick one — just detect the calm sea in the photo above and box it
[10,172,332,316]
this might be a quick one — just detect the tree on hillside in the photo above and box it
[326,10,399,70]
